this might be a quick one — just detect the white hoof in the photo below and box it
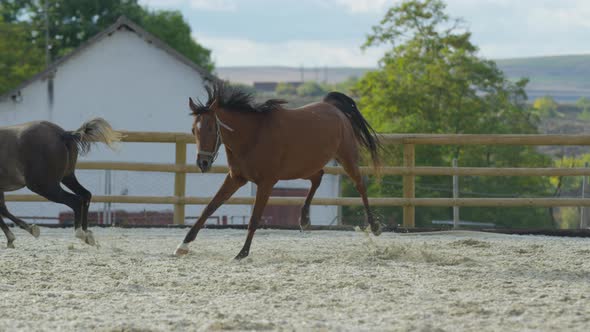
[75,228,86,241]
[84,230,96,246]
[30,225,40,238]
[372,223,382,236]
[7,231,16,243]
[174,243,190,256]
[7,232,15,249]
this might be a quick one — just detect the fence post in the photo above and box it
[581,162,589,229]
[403,144,415,227]
[173,141,187,225]
[453,158,459,229]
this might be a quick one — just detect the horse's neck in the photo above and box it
[217,109,263,158]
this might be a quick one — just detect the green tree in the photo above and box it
[141,9,213,72]
[331,76,359,95]
[0,0,213,94]
[296,81,326,97]
[0,16,44,93]
[275,82,297,96]
[576,97,590,121]
[533,96,560,118]
[345,0,553,228]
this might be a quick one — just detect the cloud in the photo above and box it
[141,0,237,11]
[196,35,385,67]
[187,0,237,11]
[147,0,590,64]
[330,0,390,13]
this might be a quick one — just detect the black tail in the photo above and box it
[323,92,381,169]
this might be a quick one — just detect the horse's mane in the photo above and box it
[191,81,287,115]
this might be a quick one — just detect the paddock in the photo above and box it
[1,228,588,331]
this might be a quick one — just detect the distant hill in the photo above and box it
[496,55,590,103]
[215,66,372,85]
[217,54,590,103]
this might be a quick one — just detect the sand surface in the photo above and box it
[1,227,589,331]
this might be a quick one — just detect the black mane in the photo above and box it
[191,81,287,115]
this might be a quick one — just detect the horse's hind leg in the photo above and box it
[300,170,324,231]
[0,192,40,238]
[337,156,381,236]
[27,183,86,244]
[62,174,94,245]
[0,214,16,248]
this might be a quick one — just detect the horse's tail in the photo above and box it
[323,92,382,171]
[64,118,123,156]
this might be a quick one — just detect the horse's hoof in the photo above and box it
[371,223,382,236]
[299,224,311,232]
[234,252,249,260]
[75,228,85,241]
[174,243,189,256]
[30,225,40,238]
[7,232,16,248]
[84,231,96,246]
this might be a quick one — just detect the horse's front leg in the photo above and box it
[175,174,247,256]
[0,193,39,239]
[235,181,275,260]
[0,215,16,248]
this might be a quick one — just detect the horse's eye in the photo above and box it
[191,127,196,135]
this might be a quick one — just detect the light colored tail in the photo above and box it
[69,118,123,155]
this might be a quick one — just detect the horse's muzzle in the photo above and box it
[197,156,212,173]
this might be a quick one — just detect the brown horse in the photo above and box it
[175,82,381,259]
[0,119,122,248]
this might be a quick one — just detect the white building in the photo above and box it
[0,17,340,226]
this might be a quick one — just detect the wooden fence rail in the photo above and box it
[6,131,590,227]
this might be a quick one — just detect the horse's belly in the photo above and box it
[0,178,26,192]
[278,156,334,180]
[0,165,26,192]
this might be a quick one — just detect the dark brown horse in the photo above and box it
[0,119,122,248]
[175,82,381,259]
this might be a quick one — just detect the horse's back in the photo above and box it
[0,125,29,191]
[264,102,351,179]
[0,121,74,190]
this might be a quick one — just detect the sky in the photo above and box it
[140,0,590,67]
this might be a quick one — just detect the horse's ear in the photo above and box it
[189,97,199,114]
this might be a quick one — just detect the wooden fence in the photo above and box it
[6,131,590,227]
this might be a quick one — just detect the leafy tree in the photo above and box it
[1,0,31,22]
[140,9,213,72]
[533,96,560,118]
[576,97,590,121]
[0,16,44,93]
[549,154,590,228]
[275,82,297,96]
[344,0,553,228]
[576,97,590,111]
[0,0,213,94]
[332,76,359,95]
[296,81,326,97]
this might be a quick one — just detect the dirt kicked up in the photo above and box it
[0,227,589,331]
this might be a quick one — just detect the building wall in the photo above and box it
[0,30,339,225]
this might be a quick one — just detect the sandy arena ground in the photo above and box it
[0,227,589,331]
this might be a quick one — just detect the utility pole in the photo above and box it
[300,64,304,82]
[44,0,51,67]
[44,0,54,118]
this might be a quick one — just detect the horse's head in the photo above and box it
[189,89,220,173]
